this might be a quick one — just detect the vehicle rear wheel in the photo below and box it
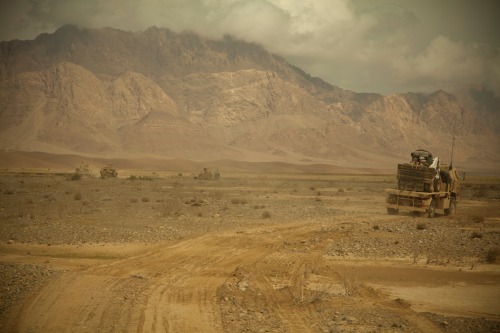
[427,198,436,218]
[444,197,456,216]
[387,208,399,215]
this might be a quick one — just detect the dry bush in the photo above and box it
[141,197,150,203]
[337,188,344,193]
[289,265,328,304]
[261,211,272,219]
[70,173,81,181]
[231,198,247,205]
[416,223,427,230]
[457,214,486,225]
[341,276,360,296]
[470,231,483,239]
[74,192,82,201]
[130,198,138,203]
[485,247,500,263]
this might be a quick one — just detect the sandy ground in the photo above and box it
[0,170,499,332]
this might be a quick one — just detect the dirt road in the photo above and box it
[0,171,499,332]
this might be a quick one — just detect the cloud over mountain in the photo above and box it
[1,0,499,95]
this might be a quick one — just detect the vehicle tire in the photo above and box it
[427,198,436,218]
[387,208,399,215]
[444,197,456,216]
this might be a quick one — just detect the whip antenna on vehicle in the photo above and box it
[449,125,456,169]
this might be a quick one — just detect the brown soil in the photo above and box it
[0,170,499,332]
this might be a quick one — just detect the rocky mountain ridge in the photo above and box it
[0,25,498,173]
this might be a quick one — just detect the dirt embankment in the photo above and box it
[0,171,499,332]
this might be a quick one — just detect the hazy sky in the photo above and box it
[1,0,499,95]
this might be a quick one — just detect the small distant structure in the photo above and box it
[100,165,118,179]
[75,161,93,175]
[196,168,220,180]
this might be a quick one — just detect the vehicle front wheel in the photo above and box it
[444,197,456,216]
[387,208,399,215]
[427,198,436,218]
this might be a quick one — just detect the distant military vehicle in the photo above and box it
[100,165,118,179]
[385,149,459,218]
[196,168,220,180]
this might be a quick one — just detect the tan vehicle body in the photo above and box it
[385,150,460,218]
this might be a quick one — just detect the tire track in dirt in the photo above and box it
[9,220,499,332]
[12,224,312,333]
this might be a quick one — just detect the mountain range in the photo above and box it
[0,25,499,174]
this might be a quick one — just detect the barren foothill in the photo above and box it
[0,169,499,333]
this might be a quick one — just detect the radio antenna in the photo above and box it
[449,125,456,169]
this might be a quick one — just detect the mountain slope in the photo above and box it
[0,25,498,172]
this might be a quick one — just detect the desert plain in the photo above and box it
[0,166,499,333]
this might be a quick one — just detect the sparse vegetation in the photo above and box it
[69,173,81,181]
[471,231,483,239]
[74,192,82,201]
[231,198,248,205]
[416,223,427,230]
[0,172,498,333]
[485,247,499,263]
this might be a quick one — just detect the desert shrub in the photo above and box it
[315,197,322,202]
[128,175,137,180]
[261,211,272,219]
[70,173,81,181]
[470,231,483,239]
[191,202,202,207]
[337,188,345,193]
[74,192,82,201]
[231,198,240,204]
[130,198,138,203]
[485,247,499,263]
[416,223,427,230]
[471,215,485,223]
[141,197,150,203]
[373,225,380,230]
[316,191,321,196]
[310,186,316,191]
[3,190,14,195]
